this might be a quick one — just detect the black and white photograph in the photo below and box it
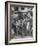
[5,1,37,44]
[10,4,33,38]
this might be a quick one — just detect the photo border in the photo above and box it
[5,1,37,45]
